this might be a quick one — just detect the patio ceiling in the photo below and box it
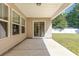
[14,3,70,18]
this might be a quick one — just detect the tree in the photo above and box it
[52,3,79,29]
[52,14,68,29]
[66,3,79,28]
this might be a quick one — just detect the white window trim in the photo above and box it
[11,7,26,35]
[32,19,46,38]
[0,4,9,39]
[0,3,26,38]
[20,17,26,33]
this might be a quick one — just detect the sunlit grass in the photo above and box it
[52,33,79,55]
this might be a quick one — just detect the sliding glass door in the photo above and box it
[34,22,45,37]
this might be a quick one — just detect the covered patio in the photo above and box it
[4,38,76,56]
[0,3,76,56]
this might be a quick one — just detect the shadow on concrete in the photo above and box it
[4,38,50,56]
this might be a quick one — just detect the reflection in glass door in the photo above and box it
[34,22,45,37]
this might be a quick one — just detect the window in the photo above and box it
[0,4,8,39]
[0,21,8,39]
[0,4,2,19]
[12,11,20,24]
[21,18,25,26]
[21,26,25,33]
[3,4,8,20]
[0,4,8,20]
[12,24,19,35]
[21,18,25,33]
[12,11,20,35]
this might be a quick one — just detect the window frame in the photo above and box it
[11,9,21,35]
[0,3,9,39]
[0,3,26,39]
[21,17,26,33]
[12,11,20,24]
[2,4,8,20]
[11,6,26,35]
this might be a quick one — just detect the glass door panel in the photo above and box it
[34,22,44,37]
[40,22,44,37]
[34,22,39,37]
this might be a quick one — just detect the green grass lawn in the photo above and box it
[52,33,79,56]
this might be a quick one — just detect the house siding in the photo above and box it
[27,18,52,38]
[0,4,27,55]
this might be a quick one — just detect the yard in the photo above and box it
[52,33,79,55]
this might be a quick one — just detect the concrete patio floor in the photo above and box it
[4,38,76,56]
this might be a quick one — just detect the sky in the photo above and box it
[63,3,77,13]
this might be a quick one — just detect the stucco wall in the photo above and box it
[27,18,52,38]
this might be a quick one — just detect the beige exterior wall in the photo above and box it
[0,4,27,55]
[0,3,68,55]
[0,3,52,55]
[27,18,52,38]
[0,34,26,55]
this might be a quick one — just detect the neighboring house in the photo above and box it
[0,3,70,55]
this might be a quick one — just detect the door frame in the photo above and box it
[32,20,46,38]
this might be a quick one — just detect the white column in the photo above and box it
[44,21,52,39]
